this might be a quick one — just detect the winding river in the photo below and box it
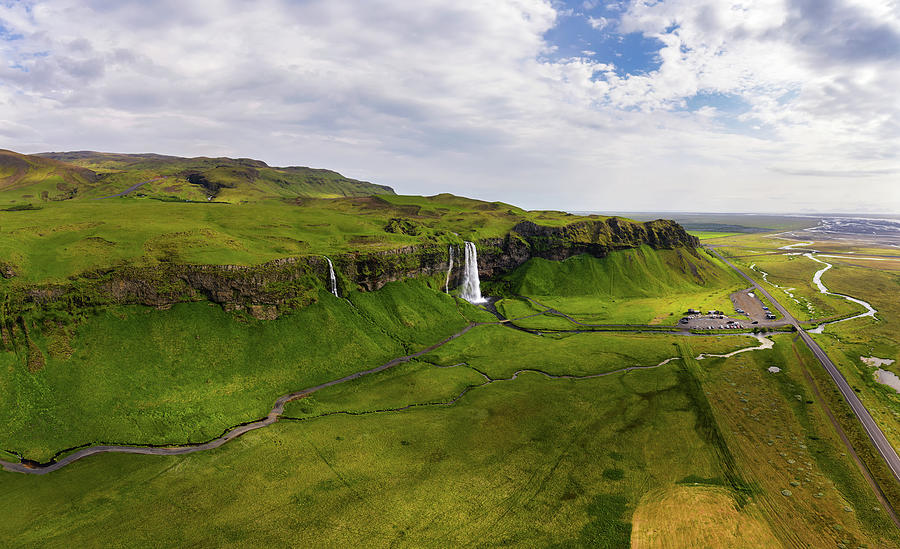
[803,253,877,334]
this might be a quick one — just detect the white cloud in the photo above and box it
[587,16,610,29]
[0,0,897,213]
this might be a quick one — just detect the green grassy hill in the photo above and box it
[1,150,393,204]
[503,245,736,297]
[0,150,98,202]
[494,245,745,324]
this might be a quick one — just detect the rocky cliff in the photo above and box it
[6,217,698,317]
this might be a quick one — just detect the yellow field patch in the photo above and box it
[630,486,781,549]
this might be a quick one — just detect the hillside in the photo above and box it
[0,150,393,203]
[0,150,98,201]
[493,245,745,324]
[501,245,736,298]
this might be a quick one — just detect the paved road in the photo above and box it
[95,176,168,200]
[708,248,900,484]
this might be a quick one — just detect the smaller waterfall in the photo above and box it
[324,256,339,297]
[460,241,486,304]
[444,245,455,293]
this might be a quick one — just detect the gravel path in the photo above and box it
[0,324,475,475]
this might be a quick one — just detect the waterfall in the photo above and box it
[460,241,486,304]
[324,256,339,297]
[444,245,454,293]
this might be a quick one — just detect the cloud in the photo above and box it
[0,0,897,213]
[770,167,898,178]
[587,16,609,29]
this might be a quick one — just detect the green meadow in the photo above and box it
[806,261,900,452]
[0,194,586,283]
[687,230,740,240]
[1,322,896,547]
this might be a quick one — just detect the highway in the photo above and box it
[95,176,168,199]
[708,248,900,485]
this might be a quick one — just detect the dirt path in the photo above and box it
[282,357,686,424]
[0,323,476,475]
[0,299,777,475]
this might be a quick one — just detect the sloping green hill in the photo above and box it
[495,245,745,324]
[33,151,393,202]
[503,245,739,297]
[0,150,98,201]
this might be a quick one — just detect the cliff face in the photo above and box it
[474,218,699,279]
[11,217,698,316]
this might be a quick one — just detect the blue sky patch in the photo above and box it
[543,1,664,76]
[0,21,24,41]
[679,91,748,114]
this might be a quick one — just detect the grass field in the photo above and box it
[0,194,592,284]
[687,230,740,240]
[2,324,896,547]
[1,191,898,547]
[698,333,899,546]
[805,261,900,452]
[0,366,728,547]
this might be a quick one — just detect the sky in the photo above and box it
[0,0,898,213]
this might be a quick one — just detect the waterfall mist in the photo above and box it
[460,241,486,304]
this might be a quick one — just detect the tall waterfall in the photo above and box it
[460,241,486,304]
[324,256,339,297]
[444,245,454,293]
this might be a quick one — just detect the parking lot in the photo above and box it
[676,288,787,331]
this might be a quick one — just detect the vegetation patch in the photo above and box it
[2,203,41,211]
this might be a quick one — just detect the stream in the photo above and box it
[803,253,877,334]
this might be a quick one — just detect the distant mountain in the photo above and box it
[0,150,394,203]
